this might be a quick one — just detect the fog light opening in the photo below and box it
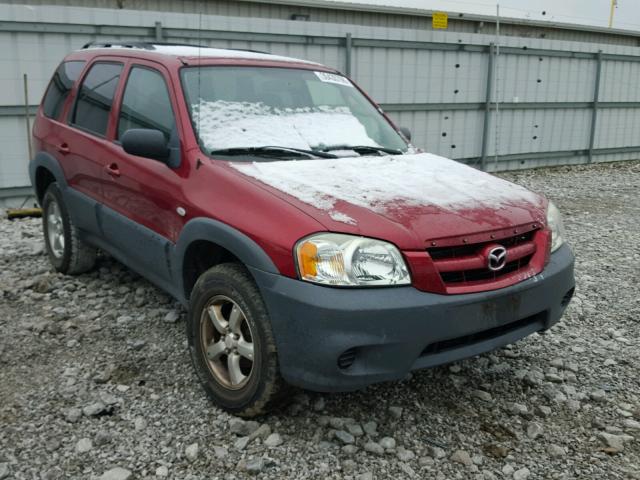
[561,287,575,307]
[337,348,357,370]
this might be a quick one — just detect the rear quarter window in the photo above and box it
[41,61,85,120]
[71,62,123,136]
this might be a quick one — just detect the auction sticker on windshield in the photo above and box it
[315,71,353,87]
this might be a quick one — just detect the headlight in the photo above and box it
[295,233,411,286]
[547,201,566,253]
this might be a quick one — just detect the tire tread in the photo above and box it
[189,263,290,417]
[43,183,97,275]
[66,214,97,274]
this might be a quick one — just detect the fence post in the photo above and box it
[23,73,32,162]
[480,42,495,171]
[345,33,352,77]
[155,21,164,42]
[588,50,603,163]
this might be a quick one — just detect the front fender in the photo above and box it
[172,217,280,303]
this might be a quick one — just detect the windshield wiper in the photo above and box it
[211,146,337,159]
[321,145,403,155]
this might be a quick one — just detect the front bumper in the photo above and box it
[250,244,575,392]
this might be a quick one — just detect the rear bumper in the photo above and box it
[251,244,575,392]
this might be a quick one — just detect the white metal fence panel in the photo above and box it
[496,54,596,103]
[488,108,592,156]
[2,2,640,200]
[599,60,640,102]
[0,117,29,189]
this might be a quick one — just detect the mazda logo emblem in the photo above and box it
[487,246,507,271]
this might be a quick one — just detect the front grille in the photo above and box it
[429,231,535,260]
[440,255,533,283]
[428,230,537,287]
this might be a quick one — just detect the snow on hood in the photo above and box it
[230,153,542,225]
[192,101,379,152]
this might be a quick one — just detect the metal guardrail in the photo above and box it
[0,185,34,200]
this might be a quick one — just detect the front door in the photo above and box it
[100,62,186,284]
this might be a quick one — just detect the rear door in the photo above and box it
[63,60,125,232]
[99,60,186,284]
[36,60,86,198]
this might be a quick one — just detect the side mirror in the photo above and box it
[399,126,412,142]
[121,129,169,161]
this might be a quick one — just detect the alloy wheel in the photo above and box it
[200,295,255,390]
[46,199,65,258]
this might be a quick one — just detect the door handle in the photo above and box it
[104,163,121,178]
[57,143,70,155]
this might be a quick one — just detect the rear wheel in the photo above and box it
[187,263,288,417]
[42,183,97,274]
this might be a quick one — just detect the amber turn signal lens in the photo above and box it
[297,241,318,279]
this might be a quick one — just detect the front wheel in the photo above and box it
[187,263,288,417]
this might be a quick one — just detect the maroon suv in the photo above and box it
[30,42,574,416]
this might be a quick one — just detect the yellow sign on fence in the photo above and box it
[432,12,448,29]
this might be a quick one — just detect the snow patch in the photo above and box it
[231,153,541,221]
[192,100,379,151]
[329,211,357,225]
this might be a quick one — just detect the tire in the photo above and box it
[42,183,97,274]
[187,263,288,417]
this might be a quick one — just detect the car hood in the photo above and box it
[229,153,547,250]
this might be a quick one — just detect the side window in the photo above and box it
[117,67,176,141]
[72,62,123,136]
[42,61,85,119]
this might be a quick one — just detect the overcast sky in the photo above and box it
[329,0,640,31]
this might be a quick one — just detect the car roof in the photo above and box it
[72,42,327,69]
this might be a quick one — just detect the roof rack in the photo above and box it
[227,48,271,55]
[81,41,270,55]
[81,41,205,50]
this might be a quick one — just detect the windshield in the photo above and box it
[181,66,408,157]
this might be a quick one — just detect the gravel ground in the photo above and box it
[1,160,639,480]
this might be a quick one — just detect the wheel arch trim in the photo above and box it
[173,218,280,302]
[29,151,68,204]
